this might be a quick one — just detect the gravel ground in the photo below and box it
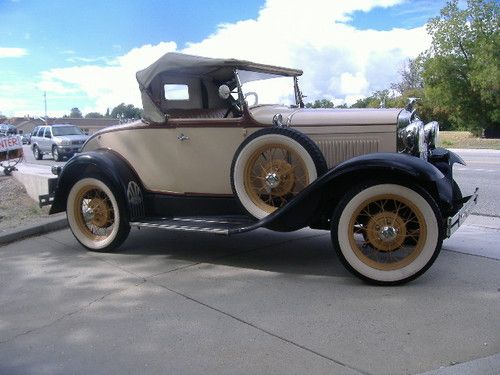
[0,174,51,233]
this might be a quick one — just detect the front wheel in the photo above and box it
[67,177,130,252]
[331,181,443,285]
[33,146,42,160]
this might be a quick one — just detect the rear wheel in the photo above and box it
[52,146,62,161]
[331,181,443,285]
[67,177,130,252]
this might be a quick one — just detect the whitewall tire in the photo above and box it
[67,177,130,251]
[231,128,327,219]
[331,182,443,285]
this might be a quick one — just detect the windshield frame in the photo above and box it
[235,69,303,109]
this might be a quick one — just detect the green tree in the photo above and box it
[85,112,104,118]
[70,107,83,118]
[111,103,143,120]
[391,58,424,95]
[305,99,334,108]
[351,90,395,108]
[351,97,371,108]
[421,0,499,134]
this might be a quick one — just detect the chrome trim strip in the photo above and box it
[446,188,479,238]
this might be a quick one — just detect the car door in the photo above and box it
[164,79,250,195]
[30,126,39,144]
[42,127,53,153]
[175,118,248,195]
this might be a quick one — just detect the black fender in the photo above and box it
[428,147,465,181]
[50,149,145,220]
[257,152,454,232]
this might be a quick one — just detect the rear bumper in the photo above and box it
[446,187,479,237]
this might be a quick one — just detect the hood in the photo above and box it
[249,106,403,127]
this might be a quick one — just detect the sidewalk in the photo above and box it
[0,225,498,375]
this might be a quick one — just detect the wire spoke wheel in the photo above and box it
[73,185,116,241]
[332,182,443,285]
[349,194,426,271]
[231,127,327,219]
[244,144,309,214]
[67,177,130,251]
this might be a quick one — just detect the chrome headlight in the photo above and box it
[424,121,439,149]
[59,139,71,146]
[398,120,425,157]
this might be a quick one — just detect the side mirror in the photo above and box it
[218,85,231,100]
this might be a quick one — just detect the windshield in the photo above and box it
[237,70,297,107]
[52,126,84,136]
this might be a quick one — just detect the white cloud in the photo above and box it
[339,72,369,95]
[38,42,177,113]
[183,0,430,104]
[34,0,432,113]
[0,47,27,58]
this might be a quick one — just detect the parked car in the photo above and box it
[30,124,89,161]
[0,124,17,136]
[21,135,28,144]
[42,53,478,285]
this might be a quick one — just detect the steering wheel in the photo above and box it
[224,96,242,118]
[244,92,259,107]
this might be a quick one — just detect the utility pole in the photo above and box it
[43,91,47,118]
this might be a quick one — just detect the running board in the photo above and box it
[129,215,258,236]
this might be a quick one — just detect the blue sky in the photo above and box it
[0,0,446,117]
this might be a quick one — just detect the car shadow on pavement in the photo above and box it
[51,226,353,280]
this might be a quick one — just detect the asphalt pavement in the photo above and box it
[452,149,500,217]
[3,146,497,374]
[0,220,499,375]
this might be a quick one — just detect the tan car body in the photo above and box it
[47,52,478,285]
[84,106,400,195]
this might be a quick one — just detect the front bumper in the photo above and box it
[57,145,81,155]
[446,187,479,237]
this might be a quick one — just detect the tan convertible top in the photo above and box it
[136,52,302,89]
[136,53,303,123]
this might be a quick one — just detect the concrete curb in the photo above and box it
[417,353,500,375]
[0,215,68,246]
[12,163,55,202]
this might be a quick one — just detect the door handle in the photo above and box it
[177,133,189,141]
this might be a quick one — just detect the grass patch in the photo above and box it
[439,131,500,150]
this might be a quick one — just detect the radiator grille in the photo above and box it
[314,138,379,168]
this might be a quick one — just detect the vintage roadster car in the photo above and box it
[42,52,478,285]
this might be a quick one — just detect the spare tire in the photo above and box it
[231,127,327,219]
